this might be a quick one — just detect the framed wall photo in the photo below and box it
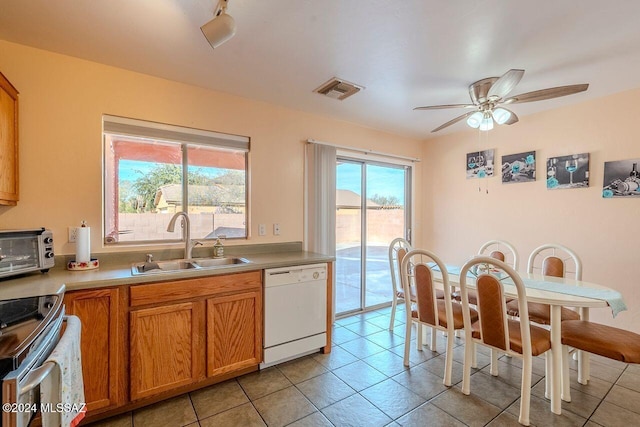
[602,158,640,198]
[466,149,495,179]
[547,153,590,190]
[501,151,536,184]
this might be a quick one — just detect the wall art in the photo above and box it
[466,149,495,179]
[602,158,640,198]
[501,151,536,184]
[546,153,589,189]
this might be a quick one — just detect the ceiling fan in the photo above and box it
[414,69,589,133]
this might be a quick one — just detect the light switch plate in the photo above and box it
[273,223,280,235]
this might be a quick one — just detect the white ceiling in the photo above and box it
[2,0,640,139]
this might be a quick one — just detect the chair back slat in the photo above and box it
[389,238,412,295]
[489,250,506,262]
[476,274,508,351]
[414,264,437,325]
[542,256,564,278]
[397,248,407,275]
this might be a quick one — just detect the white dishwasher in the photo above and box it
[262,263,327,367]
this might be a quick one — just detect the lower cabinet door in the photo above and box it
[130,301,205,400]
[207,290,262,377]
[64,288,125,413]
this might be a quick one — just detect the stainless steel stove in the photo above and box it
[1,288,65,427]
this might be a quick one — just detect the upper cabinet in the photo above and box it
[0,72,19,205]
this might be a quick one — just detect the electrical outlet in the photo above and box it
[68,227,78,243]
[273,223,280,235]
[258,224,266,236]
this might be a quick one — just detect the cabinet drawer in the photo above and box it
[130,270,262,307]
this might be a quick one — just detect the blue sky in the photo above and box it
[337,163,406,204]
[119,160,156,181]
[119,160,224,181]
[120,160,407,204]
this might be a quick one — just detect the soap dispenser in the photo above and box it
[213,237,224,258]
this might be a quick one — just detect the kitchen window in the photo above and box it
[103,115,249,245]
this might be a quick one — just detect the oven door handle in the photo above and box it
[19,361,56,396]
[18,315,70,397]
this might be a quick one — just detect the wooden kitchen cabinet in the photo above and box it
[129,301,205,400]
[0,72,19,205]
[128,270,262,400]
[64,287,126,413]
[207,289,262,377]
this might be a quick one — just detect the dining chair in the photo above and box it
[478,239,519,269]
[456,239,519,305]
[399,248,477,386]
[560,320,640,401]
[505,244,583,400]
[506,243,582,325]
[459,256,552,426]
[388,238,445,332]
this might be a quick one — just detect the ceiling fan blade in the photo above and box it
[487,69,525,100]
[504,84,589,104]
[431,111,476,133]
[414,104,476,110]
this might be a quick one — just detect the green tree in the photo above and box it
[131,164,210,212]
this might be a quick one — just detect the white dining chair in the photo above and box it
[388,238,445,333]
[507,243,583,324]
[457,239,519,306]
[478,239,519,270]
[458,256,552,426]
[399,249,477,386]
[505,244,582,399]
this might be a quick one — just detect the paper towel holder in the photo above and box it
[67,220,99,270]
[67,259,100,271]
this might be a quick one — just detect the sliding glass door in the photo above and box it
[335,158,411,316]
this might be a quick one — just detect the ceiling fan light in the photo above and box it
[479,116,494,131]
[493,108,511,125]
[466,111,483,128]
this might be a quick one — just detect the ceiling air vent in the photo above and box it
[314,77,363,101]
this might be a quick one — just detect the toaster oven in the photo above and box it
[0,228,55,280]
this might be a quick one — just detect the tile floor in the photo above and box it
[88,305,640,427]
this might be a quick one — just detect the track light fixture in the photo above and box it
[201,0,236,49]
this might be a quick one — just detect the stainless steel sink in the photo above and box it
[131,257,249,276]
[192,257,249,268]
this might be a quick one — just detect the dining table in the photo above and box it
[434,264,627,416]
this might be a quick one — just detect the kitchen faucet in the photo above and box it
[166,211,200,259]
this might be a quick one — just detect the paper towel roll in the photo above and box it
[76,227,91,263]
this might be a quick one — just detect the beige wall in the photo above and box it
[0,40,423,256]
[422,89,640,332]
[3,39,635,332]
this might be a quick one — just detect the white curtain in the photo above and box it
[305,143,336,256]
